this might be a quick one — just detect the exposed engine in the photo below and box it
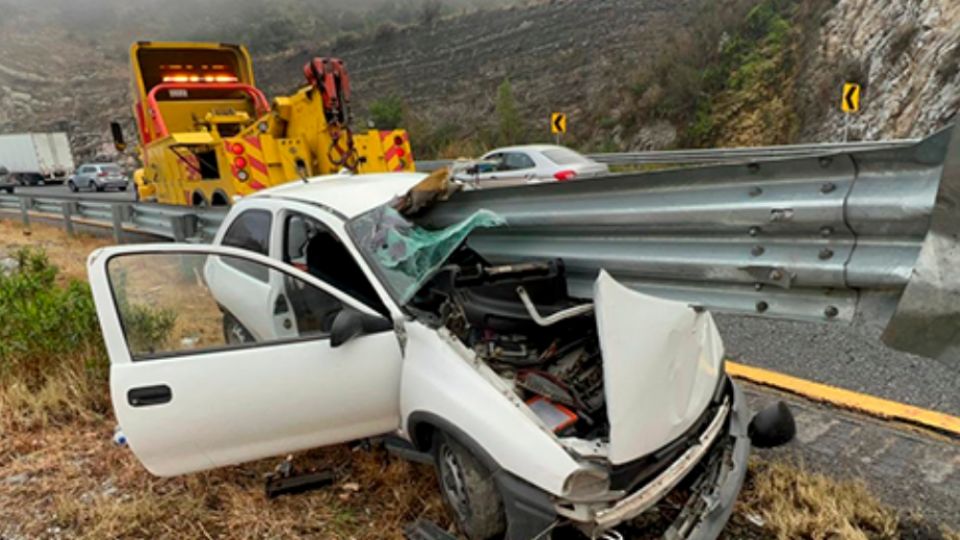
[411,254,607,440]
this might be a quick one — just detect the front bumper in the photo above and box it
[563,379,751,538]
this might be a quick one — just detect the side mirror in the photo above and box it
[330,309,393,348]
[110,121,127,152]
[466,165,479,175]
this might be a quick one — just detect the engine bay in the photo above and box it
[409,250,608,440]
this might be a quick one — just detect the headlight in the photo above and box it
[563,467,610,500]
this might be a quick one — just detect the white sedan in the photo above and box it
[87,172,792,540]
[454,145,610,188]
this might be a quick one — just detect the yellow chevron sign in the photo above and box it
[551,112,567,134]
[842,83,861,113]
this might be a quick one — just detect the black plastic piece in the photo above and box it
[384,436,433,465]
[265,469,335,498]
[127,385,172,407]
[748,401,796,448]
[404,519,458,540]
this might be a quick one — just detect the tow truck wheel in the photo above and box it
[433,431,506,540]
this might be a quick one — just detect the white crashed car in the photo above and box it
[88,172,791,540]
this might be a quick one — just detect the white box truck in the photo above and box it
[0,133,75,186]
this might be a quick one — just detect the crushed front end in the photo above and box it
[346,191,766,538]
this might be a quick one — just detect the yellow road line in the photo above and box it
[726,361,960,436]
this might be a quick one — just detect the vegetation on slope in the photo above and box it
[584,0,840,150]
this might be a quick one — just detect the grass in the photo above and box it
[0,218,953,538]
[738,459,899,539]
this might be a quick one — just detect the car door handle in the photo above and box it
[128,385,172,407]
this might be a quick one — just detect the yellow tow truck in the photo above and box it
[115,41,414,206]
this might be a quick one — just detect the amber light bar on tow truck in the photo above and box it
[162,74,239,83]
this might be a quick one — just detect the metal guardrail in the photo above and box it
[414,140,918,171]
[0,195,227,243]
[590,140,919,165]
[416,128,960,369]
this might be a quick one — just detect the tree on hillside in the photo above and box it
[496,79,523,145]
[369,96,406,130]
[420,0,444,27]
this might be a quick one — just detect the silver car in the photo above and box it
[455,145,610,188]
[68,163,129,192]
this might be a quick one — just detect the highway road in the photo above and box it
[717,315,960,417]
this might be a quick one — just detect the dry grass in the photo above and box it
[738,458,899,540]
[0,419,448,539]
[0,218,112,282]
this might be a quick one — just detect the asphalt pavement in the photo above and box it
[745,385,960,530]
[10,183,135,203]
[718,314,960,417]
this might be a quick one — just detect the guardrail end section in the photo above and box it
[882,124,960,370]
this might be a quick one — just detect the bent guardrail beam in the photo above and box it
[881,124,960,365]
[417,126,960,369]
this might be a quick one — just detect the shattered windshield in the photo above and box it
[346,205,505,305]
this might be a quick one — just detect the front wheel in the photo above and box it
[433,431,506,540]
[95,182,104,192]
[118,185,127,191]
[68,180,78,193]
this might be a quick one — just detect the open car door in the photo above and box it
[87,243,402,476]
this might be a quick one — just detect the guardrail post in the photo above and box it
[62,201,76,237]
[19,197,31,230]
[170,214,198,243]
[111,204,125,244]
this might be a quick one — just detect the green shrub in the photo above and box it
[110,270,177,357]
[369,96,406,130]
[119,303,177,356]
[0,248,105,386]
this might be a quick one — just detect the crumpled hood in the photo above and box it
[594,271,724,465]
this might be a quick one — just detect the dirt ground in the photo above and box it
[0,218,112,282]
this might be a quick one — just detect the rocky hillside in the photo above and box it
[800,0,960,141]
[0,0,957,160]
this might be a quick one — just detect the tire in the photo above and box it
[433,431,506,540]
[223,313,255,345]
[68,181,78,193]
[2,187,12,194]
[95,182,104,192]
[118,185,127,191]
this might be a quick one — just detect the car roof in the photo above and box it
[482,144,576,155]
[250,172,428,219]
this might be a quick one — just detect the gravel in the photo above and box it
[716,314,960,417]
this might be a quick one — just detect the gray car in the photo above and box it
[68,163,129,192]
[0,164,13,193]
[453,145,610,189]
